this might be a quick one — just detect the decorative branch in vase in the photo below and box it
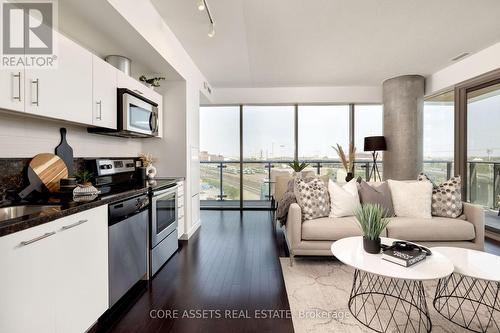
[139,153,157,180]
[332,143,356,182]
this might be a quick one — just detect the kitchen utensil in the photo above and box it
[18,165,44,199]
[55,128,74,176]
[18,153,69,198]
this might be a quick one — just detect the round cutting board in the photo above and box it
[30,153,69,193]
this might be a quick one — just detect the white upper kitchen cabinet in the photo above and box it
[0,219,58,333]
[55,205,108,333]
[92,55,117,129]
[0,68,25,113]
[24,33,93,125]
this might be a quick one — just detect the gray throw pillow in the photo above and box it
[418,173,463,218]
[294,176,330,221]
[357,181,395,217]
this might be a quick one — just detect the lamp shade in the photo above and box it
[364,136,387,151]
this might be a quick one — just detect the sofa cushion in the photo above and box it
[358,180,395,217]
[328,179,361,218]
[386,217,475,242]
[418,173,463,218]
[302,216,366,241]
[388,179,433,218]
[294,177,330,221]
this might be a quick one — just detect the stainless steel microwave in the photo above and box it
[119,88,159,137]
[88,88,159,138]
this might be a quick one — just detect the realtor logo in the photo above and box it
[1,0,57,68]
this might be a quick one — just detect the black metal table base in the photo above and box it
[348,269,432,333]
[433,273,500,333]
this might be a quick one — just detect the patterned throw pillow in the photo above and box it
[293,176,331,221]
[418,173,463,218]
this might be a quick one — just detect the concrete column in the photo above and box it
[383,75,424,180]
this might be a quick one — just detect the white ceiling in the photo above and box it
[152,0,500,88]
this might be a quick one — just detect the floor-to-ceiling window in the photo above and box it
[199,106,240,205]
[423,91,455,183]
[466,83,500,232]
[456,71,500,234]
[242,105,295,207]
[200,103,382,209]
[298,105,350,181]
[354,104,384,180]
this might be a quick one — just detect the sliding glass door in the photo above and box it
[466,83,500,231]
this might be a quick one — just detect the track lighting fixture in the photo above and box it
[197,0,205,11]
[197,0,215,37]
[208,22,215,38]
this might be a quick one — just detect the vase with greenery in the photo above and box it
[288,160,309,176]
[75,170,93,187]
[332,143,356,182]
[355,204,390,254]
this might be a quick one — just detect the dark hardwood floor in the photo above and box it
[98,210,500,333]
[101,210,293,333]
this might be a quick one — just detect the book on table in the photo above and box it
[382,248,427,267]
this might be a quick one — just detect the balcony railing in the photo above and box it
[200,160,500,210]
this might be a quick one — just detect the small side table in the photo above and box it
[332,237,454,333]
[432,247,500,333]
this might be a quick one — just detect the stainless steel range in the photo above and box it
[89,158,179,279]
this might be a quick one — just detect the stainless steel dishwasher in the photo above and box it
[108,194,149,307]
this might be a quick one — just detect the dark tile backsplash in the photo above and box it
[0,158,116,198]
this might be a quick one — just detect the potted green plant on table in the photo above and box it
[355,204,390,254]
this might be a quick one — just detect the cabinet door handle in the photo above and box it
[61,219,88,230]
[12,72,21,101]
[19,231,56,246]
[133,89,143,95]
[96,101,102,120]
[31,79,39,106]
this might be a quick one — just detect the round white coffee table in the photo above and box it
[431,247,500,333]
[331,237,454,333]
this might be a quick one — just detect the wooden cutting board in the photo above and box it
[29,153,68,193]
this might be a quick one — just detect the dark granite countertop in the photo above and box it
[0,177,184,237]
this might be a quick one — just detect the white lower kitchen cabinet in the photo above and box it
[24,33,93,125]
[0,219,58,333]
[55,205,108,333]
[0,205,108,333]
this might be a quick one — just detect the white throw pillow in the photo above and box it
[388,179,433,218]
[328,179,361,218]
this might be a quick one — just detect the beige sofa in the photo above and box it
[275,176,485,258]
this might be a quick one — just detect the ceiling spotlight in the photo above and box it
[208,22,215,38]
[197,0,205,11]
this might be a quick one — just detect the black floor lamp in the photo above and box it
[364,136,387,182]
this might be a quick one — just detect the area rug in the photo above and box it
[279,257,493,333]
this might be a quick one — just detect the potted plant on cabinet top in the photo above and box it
[288,160,309,177]
[355,204,390,254]
[332,143,356,182]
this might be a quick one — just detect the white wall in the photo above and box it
[108,0,210,239]
[143,81,187,178]
[210,86,382,104]
[0,112,142,158]
[426,41,500,95]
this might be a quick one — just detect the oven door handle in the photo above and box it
[153,185,178,197]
